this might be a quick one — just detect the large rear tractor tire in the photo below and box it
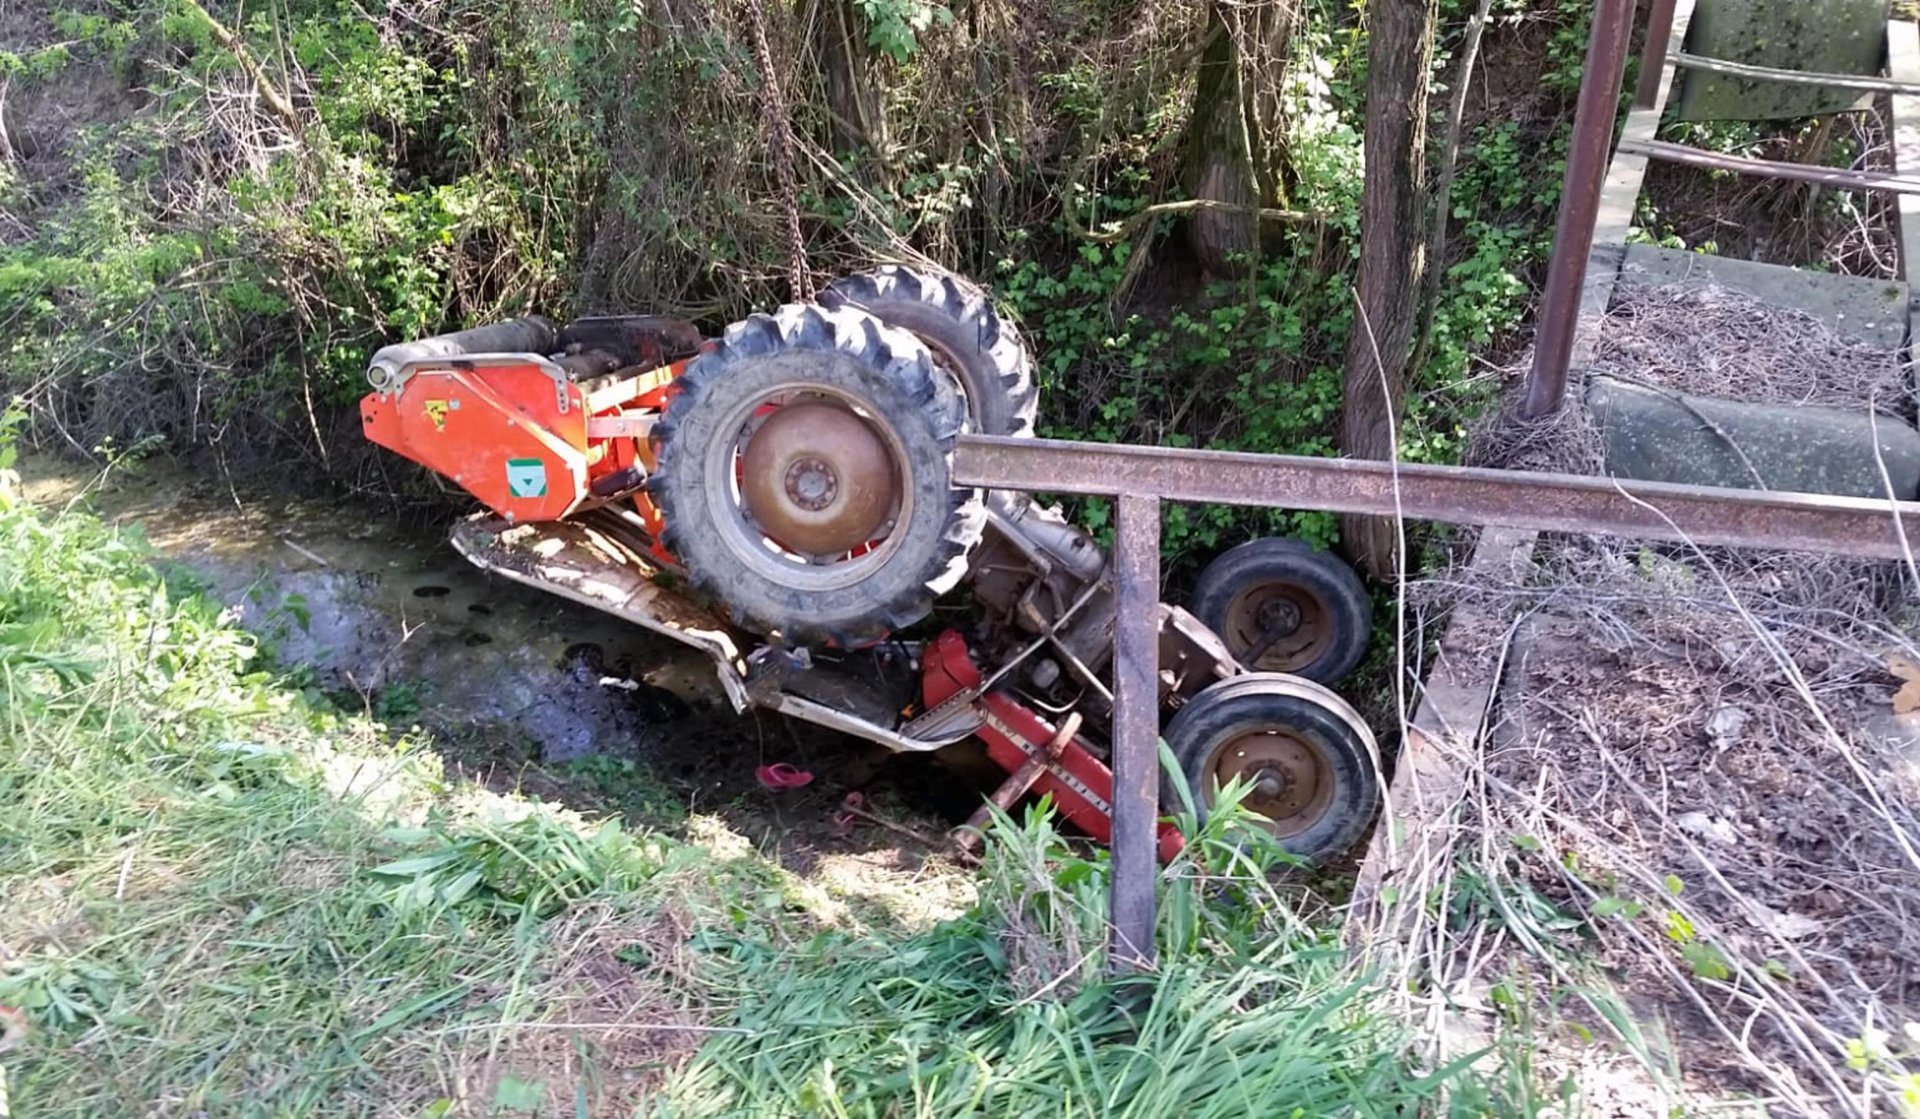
[1161,673,1381,864]
[1191,537,1372,685]
[651,303,986,646]
[825,265,1037,439]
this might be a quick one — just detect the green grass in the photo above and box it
[0,440,778,1113]
[657,805,1468,1118]
[0,440,1505,1116]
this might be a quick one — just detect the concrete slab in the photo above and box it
[1674,0,1883,122]
[1618,244,1910,349]
[1588,373,1920,499]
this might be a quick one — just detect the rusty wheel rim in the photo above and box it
[739,402,896,557]
[1201,730,1334,838]
[703,383,910,592]
[1221,582,1332,672]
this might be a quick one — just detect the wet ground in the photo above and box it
[18,452,981,928]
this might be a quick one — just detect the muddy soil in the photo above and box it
[19,452,983,928]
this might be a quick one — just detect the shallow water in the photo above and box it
[16,451,983,927]
[17,452,727,762]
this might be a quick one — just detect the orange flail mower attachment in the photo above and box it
[360,356,686,527]
[362,359,588,522]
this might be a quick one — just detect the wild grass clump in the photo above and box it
[655,801,1477,1118]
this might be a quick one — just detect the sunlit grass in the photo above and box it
[0,449,1512,1115]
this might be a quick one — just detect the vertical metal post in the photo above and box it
[1522,0,1637,419]
[1634,0,1679,108]
[1108,493,1161,972]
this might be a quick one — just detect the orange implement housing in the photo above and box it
[360,354,683,526]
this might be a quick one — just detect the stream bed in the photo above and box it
[17,451,981,926]
[19,451,723,762]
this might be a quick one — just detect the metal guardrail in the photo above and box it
[1633,0,1681,107]
[961,0,1920,975]
[1522,0,1636,418]
[954,436,1920,560]
[1528,0,1920,413]
[1674,51,1920,96]
[975,0,1920,978]
[1618,138,1920,195]
[953,434,1917,968]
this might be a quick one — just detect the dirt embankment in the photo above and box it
[1439,267,1920,1112]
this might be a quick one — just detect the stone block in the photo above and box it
[1588,374,1920,499]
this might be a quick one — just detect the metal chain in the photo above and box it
[742,0,813,303]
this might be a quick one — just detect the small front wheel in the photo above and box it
[1191,537,1371,684]
[1161,673,1381,863]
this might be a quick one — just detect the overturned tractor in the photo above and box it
[361,266,1381,862]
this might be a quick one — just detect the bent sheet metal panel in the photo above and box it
[448,513,749,710]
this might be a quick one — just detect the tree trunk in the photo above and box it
[814,0,887,158]
[1339,0,1436,579]
[1180,3,1301,278]
[965,0,1008,271]
[1181,4,1261,278]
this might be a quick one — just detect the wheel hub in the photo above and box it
[740,402,897,559]
[1227,586,1330,672]
[1255,597,1303,638]
[784,456,839,511]
[1250,765,1288,800]
[1206,731,1334,838]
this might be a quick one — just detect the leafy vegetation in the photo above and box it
[2,0,591,465]
[1,0,1589,535]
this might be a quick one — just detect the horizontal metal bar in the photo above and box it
[1619,137,1920,194]
[1675,51,1920,96]
[951,435,1920,561]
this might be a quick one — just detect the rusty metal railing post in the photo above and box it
[1108,493,1161,972]
[1634,0,1679,108]
[1523,0,1637,419]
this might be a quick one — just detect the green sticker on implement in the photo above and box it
[505,458,548,498]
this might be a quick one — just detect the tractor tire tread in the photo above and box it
[651,302,985,645]
[826,265,1038,438]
